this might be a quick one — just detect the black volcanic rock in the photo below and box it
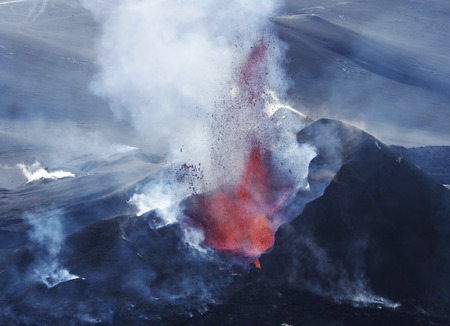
[0,213,238,324]
[2,119,450,325]
[261,119,450,306]
[61,214,234,306]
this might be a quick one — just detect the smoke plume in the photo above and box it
[82,0,288,156]
[17,161,75,183]
[25,209,79,288]
[82,0,317,260]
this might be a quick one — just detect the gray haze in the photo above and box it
[1,0,449,170]
[279,0,450,146]
[1,1,449,182]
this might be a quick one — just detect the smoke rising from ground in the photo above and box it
[287,233,400,309]
[78,0,324,264]
[81,0,318,254]
[18,161,75,183]
[25,209,79,288]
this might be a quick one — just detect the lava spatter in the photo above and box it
[182,36,295,262]
[185,145,275,259]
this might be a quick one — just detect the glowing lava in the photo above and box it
[183,37,292,262]
[186,145,287,259]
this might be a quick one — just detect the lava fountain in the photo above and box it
[183,37,302,265]
[186,145,276,259]
[84,0,313,267]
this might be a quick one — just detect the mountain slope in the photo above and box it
[262,119,450,307]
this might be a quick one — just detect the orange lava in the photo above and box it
[183,37,288,261]
[187,146,279,259]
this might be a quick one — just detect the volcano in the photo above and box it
[262,119,450,305]
[2,119,450,325]
[2,0,450,325]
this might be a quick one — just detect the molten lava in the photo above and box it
[186,145,286,259]
[183,37,292,262]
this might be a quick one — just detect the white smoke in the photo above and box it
[17,161,75,183]
[128,172,190,223]
[81,0,289,158]
[25,209,79,288]
[82,0,317,253]
[289,234,400,309]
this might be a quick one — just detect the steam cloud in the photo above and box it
[81,0,317,255]
[82,0,291,157]
[17,161,75,183]
[25,209,79,288]
[288,233,400,309]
